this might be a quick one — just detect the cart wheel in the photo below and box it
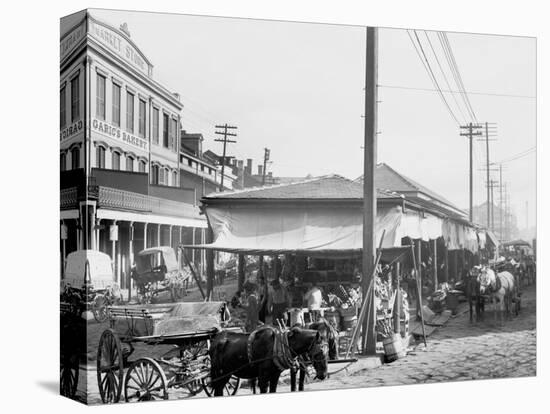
[185,380,204,396]
[60,353,79,398]
[92,294,109,323]
[97,329,124,403]
[201,356,240,397]
[125,358,168,402]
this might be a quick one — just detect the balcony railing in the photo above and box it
[98,186,201,219]
[60,187,78,209]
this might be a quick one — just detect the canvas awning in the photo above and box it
[184,204,480,256]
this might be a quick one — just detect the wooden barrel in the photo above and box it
[383,334,404,363]
[324,310,341,330]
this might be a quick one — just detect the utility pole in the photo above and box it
[214,124,237,192]
[488,179,499,231]
[262,147,271,185]
[361,26,378,356]
[460,123,483,222]
[477,122,497,228]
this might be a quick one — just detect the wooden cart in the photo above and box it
[96,301,240,403]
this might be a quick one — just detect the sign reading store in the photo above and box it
[89,20,152,77]
[92,118,149,152]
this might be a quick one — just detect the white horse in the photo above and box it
[477,266,517,324]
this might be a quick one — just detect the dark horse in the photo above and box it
[463,266,485,322]
[289,318,338,392]
[209,325,328,395]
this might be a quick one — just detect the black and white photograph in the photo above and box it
[56,3,538,408]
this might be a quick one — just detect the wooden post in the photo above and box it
[444,242,449,282]
[205,228,215,301]
[433,239,438,289]
[128,222,134,302]
[361,25,378,356]
[238,254,245,291]
[393,262,401,335]
[416,240,422,320]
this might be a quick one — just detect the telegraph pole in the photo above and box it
[477,122,497,228]
[460,123,483,222]
[262,147,271,185]
[488,179,499,231]
[214,124,237,192]
[361,26,378,356]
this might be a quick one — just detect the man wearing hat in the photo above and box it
[268,278,289,326]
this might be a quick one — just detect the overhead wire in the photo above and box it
[406,30,461,126]
[423,31,468,124]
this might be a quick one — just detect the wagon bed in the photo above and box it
[97,301,240,403]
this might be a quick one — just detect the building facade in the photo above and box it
[60,12,207,289]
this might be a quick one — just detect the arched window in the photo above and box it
[172,171,177,187]
[96,146,106,168]
[139,160,146,173]
[112,151,121,170]
[60,153,66,172]
[159,167,165,185]
[151,164,159,184]
[71,147,80,170]
[126,156,134,172]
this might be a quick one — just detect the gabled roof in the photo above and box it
[203,174,400,200]
[356,163,466,218]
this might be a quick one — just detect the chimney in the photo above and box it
[245,158,253,175]
[258,165,263,176]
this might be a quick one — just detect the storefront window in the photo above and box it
[60,86,66,128]
[96,146,106,168]
[71,147,79,170]
[126,156,134,172]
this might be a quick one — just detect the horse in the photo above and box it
[477,266,518,324]
[463,266,485,322]
[209,325,328,396]
[289,318,339,392]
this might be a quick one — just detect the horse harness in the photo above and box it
[247,326,300,371]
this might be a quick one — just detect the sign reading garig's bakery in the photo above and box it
[92,118,149,152]
[89,20,152,77]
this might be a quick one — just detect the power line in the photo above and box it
[424,31,467,124]
[407,30,460,125]
[377,84,535,99]
[494,147,536,164]
[441,32,478,124]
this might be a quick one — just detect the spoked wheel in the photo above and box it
[124,358,168,402]
[201,356,240,397]
[60,353,79,398]
[97,329,124,403]
[92,294,109,323]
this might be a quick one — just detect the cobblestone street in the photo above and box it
[307,283,536,392]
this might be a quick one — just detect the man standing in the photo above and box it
[304,281,323,322]
[268,278,289,326]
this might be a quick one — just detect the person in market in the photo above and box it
[304,281,324,322]
[242,281,260,332]
[268,277,290,327]
[257,274,268,324]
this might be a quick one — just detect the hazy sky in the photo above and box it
[82,9,536,228]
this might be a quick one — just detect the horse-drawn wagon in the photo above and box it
[62,250,122,322]
[131,247,189,304]
[96,301,240,403]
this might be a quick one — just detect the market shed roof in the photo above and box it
[204,174,401,200]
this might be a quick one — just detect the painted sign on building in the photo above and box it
[60,120,84,142]
[92,118,149,152]
[60,21,86,62]
[89,20,152,77]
